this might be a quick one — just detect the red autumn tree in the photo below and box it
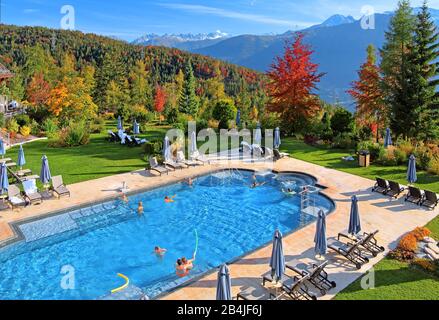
[347,45,385,141]
[154,85,166,113]
[266,33,324,128]
[26,72,50,107]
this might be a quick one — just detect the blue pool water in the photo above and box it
[0,170,334,300]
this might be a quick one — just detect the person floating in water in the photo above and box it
[251,181,266,189]
[282,188,296,195]
[165,195,176,203]
[119,192,129,204]
[154,246,167,257]
[137,201,144,216]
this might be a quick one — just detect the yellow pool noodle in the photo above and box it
[111,273,129,294]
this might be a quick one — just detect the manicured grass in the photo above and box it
[5,123,170,185]
[279,138,439,300]
[280,138,439,193]
[335,258,439,300]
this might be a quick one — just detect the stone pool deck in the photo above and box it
[0,157,437,299]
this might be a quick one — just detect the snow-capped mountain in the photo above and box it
[132,30,229,49]
[307,14,356,30]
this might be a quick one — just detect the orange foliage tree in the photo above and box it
[26,72,50,106]
[347,45,385,140]
[266,33,323,130]
[154,84,166,114]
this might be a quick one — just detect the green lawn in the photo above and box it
[5,122,170,185]
[280,138,439,300]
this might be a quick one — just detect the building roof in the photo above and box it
[0,63,13,80]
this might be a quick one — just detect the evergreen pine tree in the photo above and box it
[178,60,199,117]
[409,1,439,139]
[380,0,416,139]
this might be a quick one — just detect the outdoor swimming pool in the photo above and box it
[0,170,334,300]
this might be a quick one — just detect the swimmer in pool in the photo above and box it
[251,181,266,189]
[119,192,129,203]
[181,256,195,271]
[175,259,189,277]
[186,177,194,187]
[137,201,144,216]
[154,246,167,257]
[282,188,296,195]
[165,195,176,203]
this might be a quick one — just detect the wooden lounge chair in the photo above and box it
[148,157,169,176]
[405,186,423,205]
[286,260,336,295]
[107,130,118,142]
[280,274,317,300]
[236,284,278,300]
[7,184,27,209]
[421,190,439,210]
[51,175,70,198]
[372,177,389,194]
[164,158,186,170]
[22,179,43,205]
[386,180,405,198]
[190,151,210,165]
[328,237,369,269]
[338,230,385,257]
[176,151,198,167]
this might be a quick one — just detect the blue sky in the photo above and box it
[1,0,438,41]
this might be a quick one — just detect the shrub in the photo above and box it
[412,258,437,273]
[19,125,31,137]
[6,118,19,133]
[330,108,354,135]
[0,113,5,129]
[412,227,431,241]
[357,126,373,141]
[304,134,319,146]
[42,118,59,139]
[357,141,383,161]
[414,145,432,171]
[89,116,105,134]
[56,121,90,147]
[428,156,439,175]
[398,233,418,252]
[394,147,407,165]
[14,114,31,127]
[397,139,415,157]
[377,146,398,166]
[260,112,281,131]
[388,248,415,262]
[212,99,236,130]
[331,133,355,149]
[207,119,219,130]
[143,140,163,156]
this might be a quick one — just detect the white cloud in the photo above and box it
[159,3,312,28]
[23,9,40,14]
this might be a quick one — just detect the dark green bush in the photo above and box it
[54,121,90,147]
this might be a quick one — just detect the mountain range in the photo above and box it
[132,9,439,110]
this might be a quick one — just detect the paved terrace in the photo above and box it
[0,157,437,299]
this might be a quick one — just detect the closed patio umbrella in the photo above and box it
[254,123,262,146]
[236,109,241,127]
[163,136,171,161]
[384,128,392,148]
[0,162,9,195]
[269,229,285,282]
[189,131,198,156]
[216,264,232,300]
[17,144,26,170]
[117,116,123,131]
[274,127,281,149]
[133,119,140,135]
[0,139,5,158]
[348,195,361,235]
[40,155,52,185]
[314,210,327,258]
[407,154,417,185]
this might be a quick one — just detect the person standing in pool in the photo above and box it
[137,201,144,216]
[119,192,129,204]
[181,256,195,271]
[175,259,189,277]
[154,246,167,257]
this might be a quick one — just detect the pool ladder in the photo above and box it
[300,186,318,217]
